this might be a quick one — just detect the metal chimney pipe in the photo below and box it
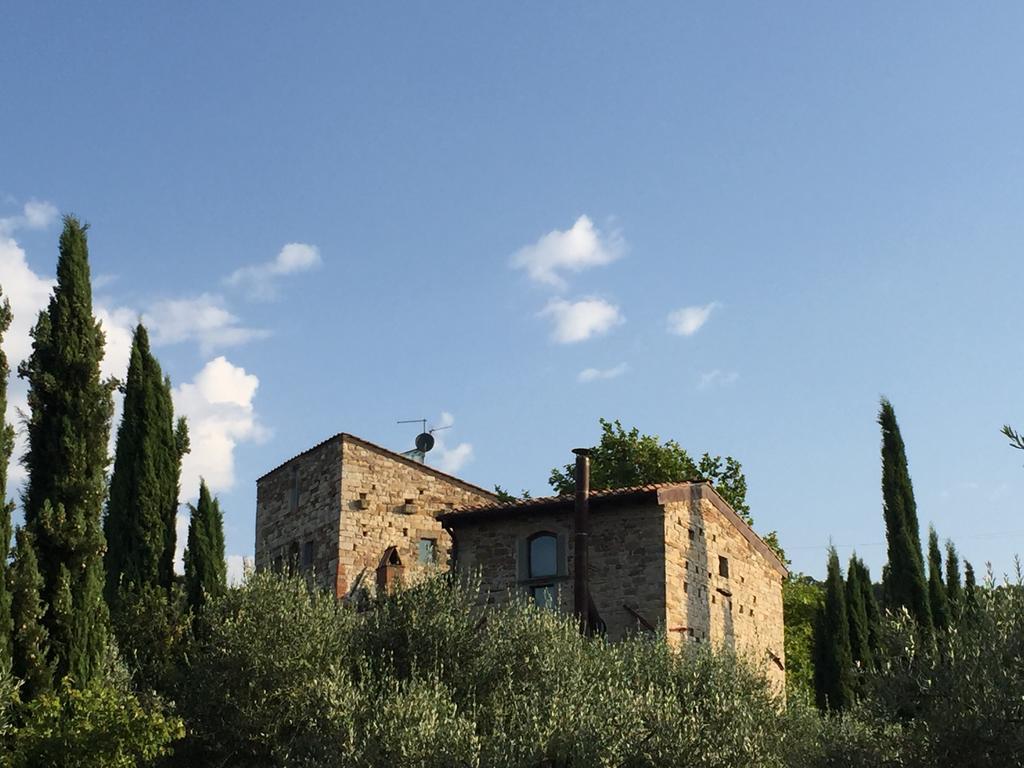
[572,448,591,632]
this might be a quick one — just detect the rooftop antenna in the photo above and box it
[397,418,452,457]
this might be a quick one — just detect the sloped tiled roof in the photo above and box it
[439,482,679,518]
[439,481,787,577]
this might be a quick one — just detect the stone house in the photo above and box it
[255,432,498,597]
[255,434,787,687]
[439,482,788,689]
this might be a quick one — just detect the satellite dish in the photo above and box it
[415,432,435,453]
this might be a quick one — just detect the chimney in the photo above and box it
[572,448,591,633]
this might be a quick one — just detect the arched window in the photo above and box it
[528,532,557,578]
[528,532,558,608]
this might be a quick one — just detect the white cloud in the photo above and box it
[540,297,624,344]
[510,215,624,289]
[578,362,629,383]
[174,513,189,575]
[0,236,56,366]
[173,356,269,495]
[0,234,56,492]
[144,294,269,354]
[0,199,59,236]
[667,302,719,337]
[429,411,474,475]
[22,200,59,230]
[226,243,322,300]
[698,369,739,390]
[95,305,137,381]
[226,554,251,586]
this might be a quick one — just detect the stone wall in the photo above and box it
[662,488,786,690]
[448,501,667,641]
[255,436,343,592]
[336,436,496,597]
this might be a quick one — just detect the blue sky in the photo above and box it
[2,3,1023,580]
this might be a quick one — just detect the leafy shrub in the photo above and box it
[174,571,356,765]
[109,584,190,696]
[3,658,181,768]
[862,565,1024,767]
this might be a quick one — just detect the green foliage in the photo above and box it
[964,559,978,614]
[813,547,854,711]
[0,499,10,677]
[109,585,189,695]
[5,657,182,768]
[926,526,949,631]
[878,398,931,633]
[9,528,51,701]
[845,555,872,672]
[853,558,882,663]
[104,324,188,602]
[176,572,795,768]
[548,418,751,522]
[782,573,823,702]
[863,565,1024,766]
[183,480,226,613]
[493,485,532,503]
[944,540,962,613]
[0,291,14,674]
[174,571,356,764]
[18,217,114,685]
[1001,423,1024,453]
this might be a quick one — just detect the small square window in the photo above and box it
[718,556,730,578]
[418,538,437,564]
[688,528,695,541]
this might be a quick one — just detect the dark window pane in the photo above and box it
[718,555,729,578]
[529,534,557,578]
[531,584,556,609]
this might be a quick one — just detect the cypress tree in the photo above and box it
[0,291,14,672]
[184,480,227,613]
[964,560,979,616]
[10,527,52,700]
[813,547,854,711]
[845,554,872,670]
[854,558,882,662]
[105,324,188,602]
[878,398,932,632]
[927,526,949,632]
[17,216,114,685]
[945,540,963,615]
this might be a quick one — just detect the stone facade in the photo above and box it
[440,483,787,688]
[255,433,496,596]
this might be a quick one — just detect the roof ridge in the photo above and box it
[453,480,700,513]
[339,433,498,499]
